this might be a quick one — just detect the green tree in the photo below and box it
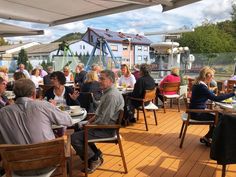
[0,37,8,46]
[17,49,28,66]
[177,24,236,53]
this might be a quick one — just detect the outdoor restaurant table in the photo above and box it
[210,112,236,166]
[215,102,234,110]
[52,109,87,129]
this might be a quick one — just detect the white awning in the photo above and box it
[0,22,44,37]
[0,0,201,26]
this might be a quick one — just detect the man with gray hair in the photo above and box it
[0,79,72,144]
[71,70,124,174]
[75,63,87,87]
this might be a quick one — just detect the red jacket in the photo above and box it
[160,74,180,95]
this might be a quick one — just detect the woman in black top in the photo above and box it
[190,66,235,144]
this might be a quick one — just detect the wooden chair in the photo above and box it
[187,78,195,98]
[0,138,67,177]
[78,92,95,113]
[128,89,158,131]
[226,80,236,93]
[84,110,128,176]
[162,82,181,113]
[179,97,218,148]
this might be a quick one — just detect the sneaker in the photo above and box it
[81,157,103,174]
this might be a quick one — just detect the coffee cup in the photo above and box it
[70,106,82,114]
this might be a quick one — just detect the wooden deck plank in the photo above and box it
[69,107,236,177]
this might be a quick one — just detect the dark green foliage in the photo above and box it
[0,37,8,46]
[17,49,28,66]
[177,24,236,53]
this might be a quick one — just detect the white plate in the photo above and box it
[70,109,85,117]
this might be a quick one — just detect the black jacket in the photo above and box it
[45,86,80,106]
[75,70,87,87]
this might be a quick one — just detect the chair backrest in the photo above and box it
[0,138,67,177]
[78,92,96,113]
[117,110,124,125]
[162,82,180,93]
[226,80,236,93]
[143,88,156,102]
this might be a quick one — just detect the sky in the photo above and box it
[1,0,234,44]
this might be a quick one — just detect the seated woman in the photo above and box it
[0,77,9,109]
[157,67,180,103]
[190,66,235,145]
[0,66,9,82]
[80,71,102,101]
[45,71,79,106]
[63,66,74,83]
[79,71,102,112]
[30,68,43,89]
[118,64,136,88]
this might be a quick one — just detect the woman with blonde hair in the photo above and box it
[63,66,74,82]
[190,66,235,145]
[118,64,136,88]
[0,66,9,82]
[80,71,102,101]
[158,67,180,103]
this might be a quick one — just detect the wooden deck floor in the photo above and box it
[70,107,236,177]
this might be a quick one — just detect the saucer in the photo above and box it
[70,109,85,117]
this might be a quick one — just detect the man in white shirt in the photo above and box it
[15,63,30,78]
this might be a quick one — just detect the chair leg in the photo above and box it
[153,110,157,125]
[222,164,226,177]
[137,109,139,121]
[68,148,73,177]
[170,98,173,108]
[177,98,180,112]
[163,98,166,113]
[142,107,148,131]
[179,123,188,148]
[117,137,128,173]
[179,122,185,138]
[84,133,88,177]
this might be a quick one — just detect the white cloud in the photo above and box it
[2,0,234,43]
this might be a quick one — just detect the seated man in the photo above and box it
[0,79,72,144]
[0,78,73,175]
[126,64,156,122]
[71,70,124,174]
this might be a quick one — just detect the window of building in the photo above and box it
[123,45,128,50]
[110,45,118,51]
[138,46,142,51]
[90,35,94,43]
[143,55,148,62]
[80,45,82,49]
[83,45,85,49]
[138,55,142,61]
[143,46,148,51]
